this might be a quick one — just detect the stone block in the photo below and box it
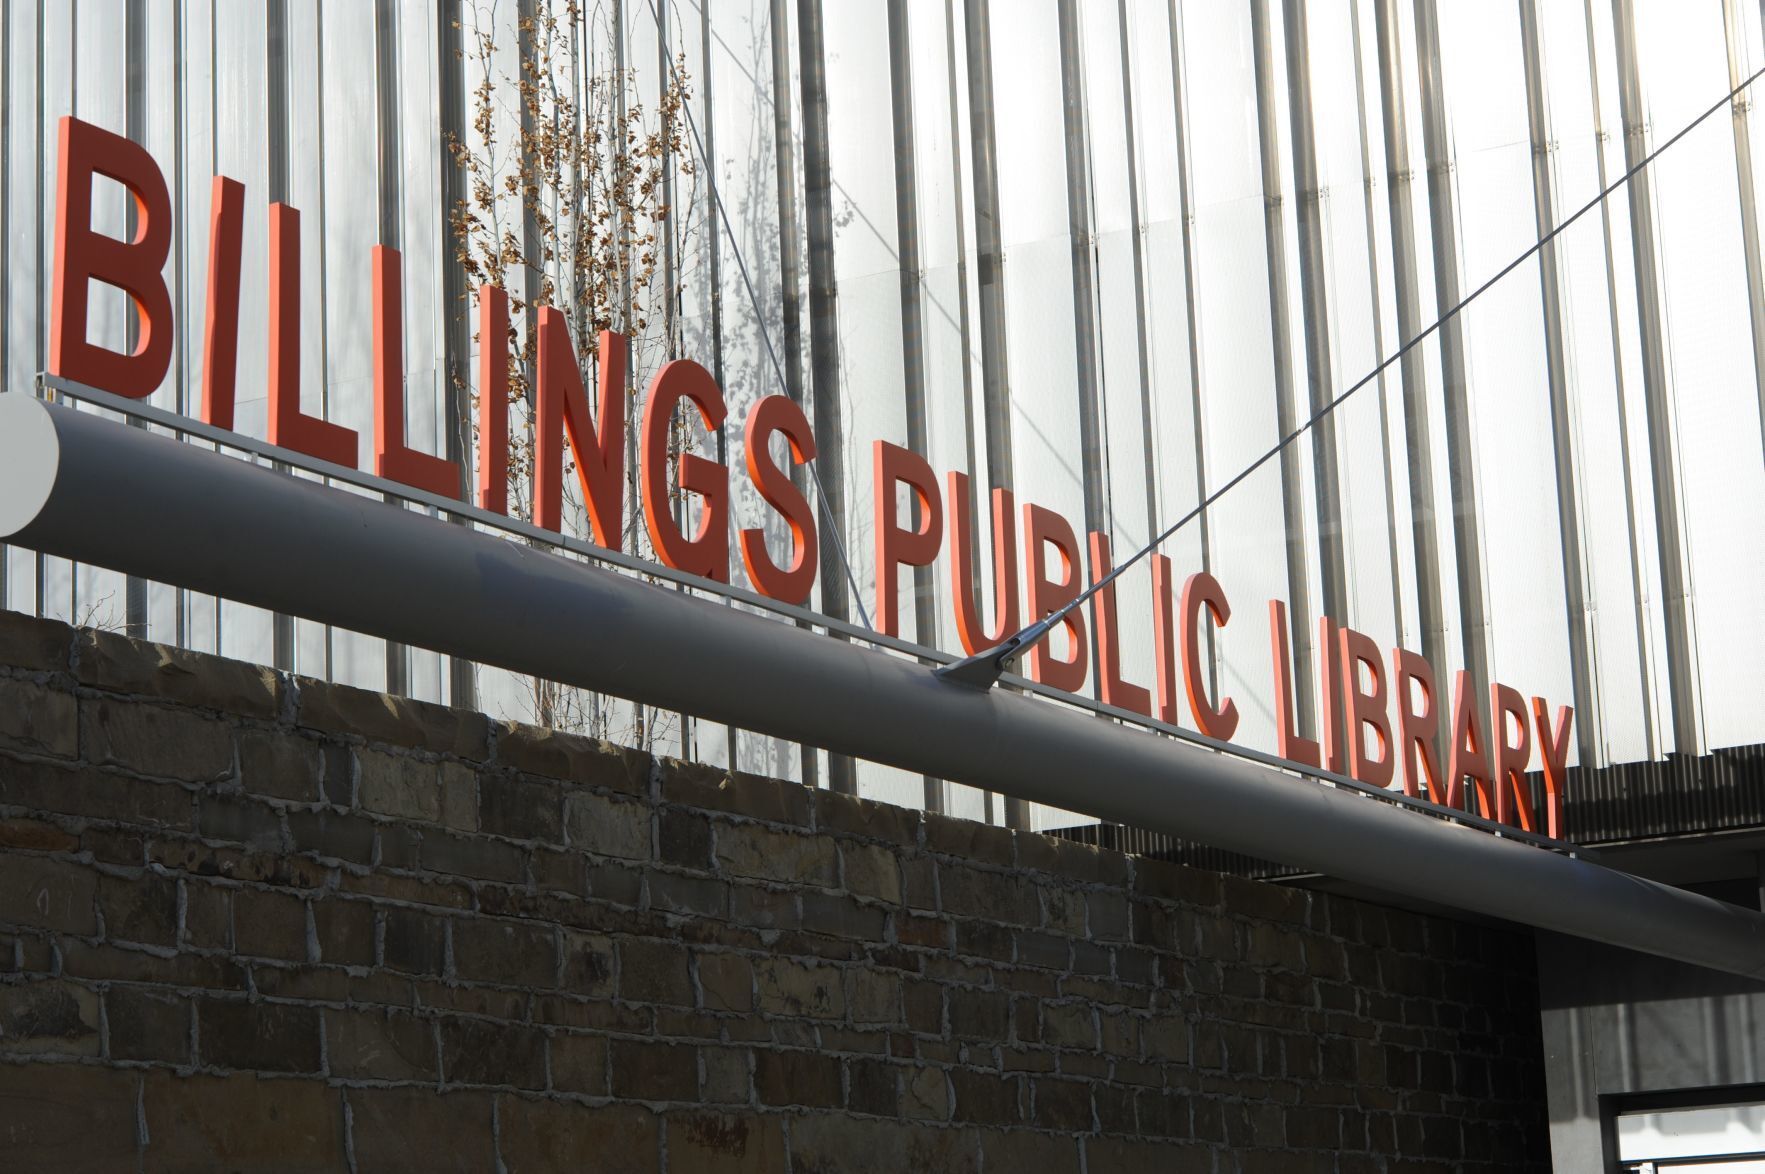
[0,678,77,758]
[197,793,286,850]
[107,986,191,1063]
[755,1048,839,1108]
[440,1016,545,1088]
[902,1066,950,1121]
[99,870,179,947]
[846,967,900,1026]
[812,789,920,846]
[495,723,651,796]
[233,888,309,962]
[701,1046,751,1104]
[479,772,565,842]
[0,816,78,853]
[561,930,616,997]
[714,821,835,887]
[949,1070,1021,1126]
[382,907,449,975]
[948,988,1008,1042]
[347,1087,495,1173]
[666,1111,787,1173]
[1082,1135,1216,1174]
[83,696,233,781]
[0,1060,138,1171]
[312,898,375,967]
[650,870,729,917]
[609,1037,699,1101]
[496,1097,658,1174]
[0,608,73,672]
[78,628,282,718]
[564,787,651,860]
[0,979,100,1055]
[549,1030,608,1095]
[619,938,694,1007]
[839,841,902,904]
[237,729,322,802]
[698,951,754,1012]
[659,759,810,826]
[421,828,528,883]
[659,807,713,868]
[198,998,322,1073]
[754,958,843,1019]
[142,1071,344,1172]
[924,812,1014,865]
[296,677,489,759]
[847,1058,900,1116]
[285,808,376,866]
[326,1007,438,1082]
[937,863,1038,926]
[182,880,230,949]
[358,749,444,823]
[453,916,558,989]
[0,758,192,832]
[786,1113,980,1174]
[0,853,97,934]
[61,940,245,991]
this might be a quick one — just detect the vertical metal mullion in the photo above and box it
[1371,0,1450,762]
[1720,0,1765,457]
[1518,0,1602,769]
[374,0,410,698]
[961,0,1022,829]
[1113,0,1161,566]
[961,0,1013,496]
[1413,0,1492,748]
[885,0,943,814]
[1346,0,1408,650]
[1284,0,1354,641]
[124,0,149,640]
[266,0,297,675]
[797,0,856,795]
[1165,1,1213,584]
[1283,0,1352,735]
[1611,0,1704,759]
[770,0,820,792]
[1053,0,1114,767]
[701,1,739,777]
[1251,0,1320,729]
[439,0,476,712]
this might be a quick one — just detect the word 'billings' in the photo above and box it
[46,114,1574,837]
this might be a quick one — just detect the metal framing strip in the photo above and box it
[6,393,1763,979]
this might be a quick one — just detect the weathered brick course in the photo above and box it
[0,610,1548,1171]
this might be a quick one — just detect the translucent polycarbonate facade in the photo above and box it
[3,0,1763,831]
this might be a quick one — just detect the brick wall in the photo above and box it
[0,608,1548,1171]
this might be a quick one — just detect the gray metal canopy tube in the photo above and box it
[2,394,1762,980]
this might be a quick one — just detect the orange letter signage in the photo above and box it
[200,176,244,429]
[641,360,730,582]
[373,246,460,498]
[1269,600,1320,767]
[1179,571,1238,741]
[534,313,626,545]
[1339,626,1394,788]
[740,395,819,604]
[1089,534,1152,718]
[873,442,943,639]
[1022,503,1086,693]
[947,472,1019,654]
[49,116,174,398]
[267,203,358,467]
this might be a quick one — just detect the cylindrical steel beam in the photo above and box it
[3,394,1762,980]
